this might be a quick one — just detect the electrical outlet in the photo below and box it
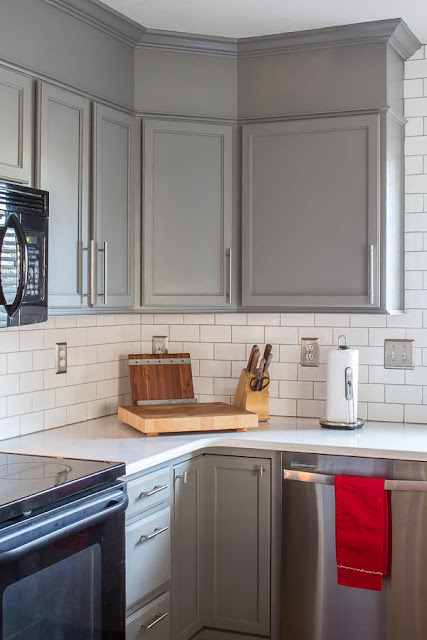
[152,336,168,354]
[384,339,415,369]
[301,338,319,367]
[56,342,67,374]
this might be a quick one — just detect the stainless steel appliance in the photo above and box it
[0,182,48,328]
[0,452,127,639]
[282,452,427,640]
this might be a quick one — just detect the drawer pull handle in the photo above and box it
[139,484,168,498]
[140,611,168,630]
[139,526,168,543]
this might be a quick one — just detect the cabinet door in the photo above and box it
[93,104,136,308]
[173,457,204,640]
[39,83,90,309]
[242,114,381,311]
[143,119,233,309]
[0,66,33,184]
[204,455,271,636]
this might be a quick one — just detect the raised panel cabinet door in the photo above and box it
[0,66,33,184]
[242,114,381,311]
[173,457,204,640]
[204,455,271,636]
[39,83,90,309]
[93,104,136,308]
[143,119,233,309]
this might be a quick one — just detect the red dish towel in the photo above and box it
[335,476,390,591]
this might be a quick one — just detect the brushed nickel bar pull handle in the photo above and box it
[369,244,375,305]
[97,241,108,304]
[89,240,95,307]
[175,471,188,484]
[140,612,168,630]
[139,484,168,498]
[257,465,265,478]
[78,241,83,296]
[283,469,427,492]
[138,526,168,543]
[227,248,232,304]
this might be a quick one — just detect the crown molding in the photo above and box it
[41,2,421,62]
[42,0,144,46]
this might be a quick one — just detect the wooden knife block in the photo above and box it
[233,369,270,422]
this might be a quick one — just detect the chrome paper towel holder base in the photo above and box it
[319,418,364,430]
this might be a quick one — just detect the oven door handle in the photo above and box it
[0,214,28,318]
[283,469,427,492]
[0,488,128,564]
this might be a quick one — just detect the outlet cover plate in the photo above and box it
[301,338,319,367]
[152,336,168,354]
[56,342,67,374]
[384,339,415,369]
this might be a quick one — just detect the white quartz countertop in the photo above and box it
[2,415,427,476]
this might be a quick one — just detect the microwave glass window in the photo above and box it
[0,226,21,305]
[2,543,102,640]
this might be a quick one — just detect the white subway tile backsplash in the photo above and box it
[232,326,264,343]
[200,325,231,343]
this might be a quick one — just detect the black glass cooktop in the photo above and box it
[0,452,125,523]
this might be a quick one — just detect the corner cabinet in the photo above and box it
[39,83,136,312]
[142,119,234,309]
[0,66,33,185]
[242,113,403,313]
[204,455,271,637]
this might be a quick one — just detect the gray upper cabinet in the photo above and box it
[0,66,33,185]
[242,114,395,312]
[173,457,204,640]
[93,104,136,309]
[204,455,271,636]
[39,83,90,310]
[142,119,233,309]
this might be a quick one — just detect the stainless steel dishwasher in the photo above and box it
[281,452,427,640]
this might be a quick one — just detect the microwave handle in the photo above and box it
[0,214,28,318]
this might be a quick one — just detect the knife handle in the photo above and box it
[250,349,261,374]
[247,345,259,372]
[263,344,272,362]
[263,353,273,375]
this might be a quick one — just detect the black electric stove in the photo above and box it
[0,451,128,639]
[0,451,125,524]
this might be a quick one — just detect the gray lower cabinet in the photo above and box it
[242,113,402,312]
[142,119,234,309]
[93,104,136,308]
[173,457,205,640]
[204,455,271,637]
[38,83,91,309]
[0,66,33,185]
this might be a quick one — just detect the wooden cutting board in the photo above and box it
[128,353,194,405]
[118,402,259,437]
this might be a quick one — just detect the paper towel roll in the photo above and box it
[325,346,359,424]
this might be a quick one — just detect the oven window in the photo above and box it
[2,543,101,640]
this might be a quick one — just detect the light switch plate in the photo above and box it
[152,336,168,354]
[301,338,319,367]
[384,339,415,369]
[56,342,67,374]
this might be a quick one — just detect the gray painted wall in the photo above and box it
[0,0,134,107]
[237,42,388,118]
[134,48,237,119]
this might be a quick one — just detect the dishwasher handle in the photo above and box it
[283,468,427,492]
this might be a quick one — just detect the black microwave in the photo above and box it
[0,182,49,328]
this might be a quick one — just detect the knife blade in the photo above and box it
[247,345,259,372]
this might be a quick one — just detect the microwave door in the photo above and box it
[0,214,28,325]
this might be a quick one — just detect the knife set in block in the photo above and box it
[118,353,259,436]
[233,344,272,422]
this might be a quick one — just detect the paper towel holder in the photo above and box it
[320,335,364,430]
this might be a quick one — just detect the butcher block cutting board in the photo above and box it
[118,402,258,437]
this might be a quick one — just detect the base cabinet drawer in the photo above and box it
[127,468,170,520]
[126,592,170,640]
[126,507,171,608]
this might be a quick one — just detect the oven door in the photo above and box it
[0,484,128,640]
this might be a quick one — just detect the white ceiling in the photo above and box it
[98,0,427,42]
